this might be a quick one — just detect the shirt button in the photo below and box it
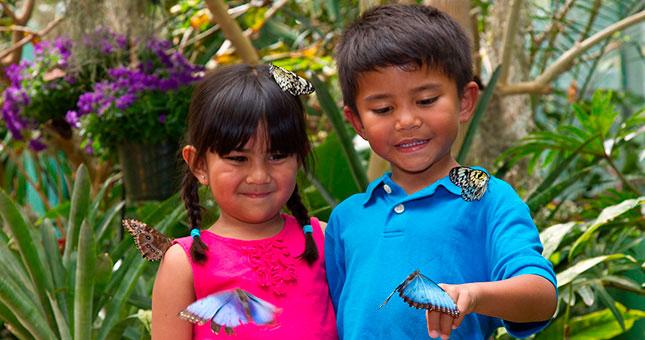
[394,204,405,214]
[383,184,392,194]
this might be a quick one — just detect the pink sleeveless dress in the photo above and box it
[174,214,337,339]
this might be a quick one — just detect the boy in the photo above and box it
[325,4,557,340]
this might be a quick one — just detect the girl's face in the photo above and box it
[193,128,298,228]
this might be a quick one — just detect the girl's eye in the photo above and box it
[371,106,392,115]
[269,153,289,161]
[224,155,246,162]
[417,97,439,106]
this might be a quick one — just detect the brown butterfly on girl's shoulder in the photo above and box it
[122,219,173,261]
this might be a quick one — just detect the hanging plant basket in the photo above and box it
[118,142,180,202]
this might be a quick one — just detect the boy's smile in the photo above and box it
[346,64,478,193]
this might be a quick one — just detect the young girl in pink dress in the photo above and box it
[152,64,337,339]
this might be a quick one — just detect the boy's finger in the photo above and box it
[426,310,441,338]
[452,314,465,329]
[439,313,453,339]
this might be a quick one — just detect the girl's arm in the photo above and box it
[152,244,195,340]
[426,274,556,339]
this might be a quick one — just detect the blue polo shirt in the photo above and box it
[325,171,557,339]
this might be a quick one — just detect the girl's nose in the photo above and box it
[246,161,271,184]
[395,109,422,131]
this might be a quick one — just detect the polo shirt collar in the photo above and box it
[361,172,462,205]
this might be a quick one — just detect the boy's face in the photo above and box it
[345,64,478,189]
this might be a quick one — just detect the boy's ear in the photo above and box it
[182,145,208,185]
[343,106,367,140]
[458,81,480,123]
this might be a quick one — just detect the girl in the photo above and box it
[152,64,337,339]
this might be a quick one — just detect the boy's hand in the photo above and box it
[425,283,477,339]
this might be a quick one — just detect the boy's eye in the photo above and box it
[371,106,392,115]
[417,97,439,106]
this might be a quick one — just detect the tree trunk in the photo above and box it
[470,0,533,188]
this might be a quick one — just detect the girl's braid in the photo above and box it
[180,170,208,263]
[286,185,318,264]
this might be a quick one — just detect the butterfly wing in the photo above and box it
[269,64,315,96]
[449,167,490,201]
[122,219,173,261]
[178,290,238,325]
[242,290,279,325]
[179,289,278,335]
[398,271,460,317]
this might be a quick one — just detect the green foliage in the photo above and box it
[497,89,644,339]
[0,165,185,339]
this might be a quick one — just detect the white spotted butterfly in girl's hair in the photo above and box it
[269,64,315,96]
[122,219,280,334]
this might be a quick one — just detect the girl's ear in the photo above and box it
[182,145,208,185]
[343,106,367,140]
[458,81,480,123]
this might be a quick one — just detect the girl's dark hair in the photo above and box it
[336,4,474,114]
[180,63,318,264]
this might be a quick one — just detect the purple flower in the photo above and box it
[158,114,166,124]
[29,138,47,151]
[65,110,81,128]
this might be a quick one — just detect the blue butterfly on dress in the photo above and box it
[449,166,490,201]
[380,270,460,318]
[179,288,279,335]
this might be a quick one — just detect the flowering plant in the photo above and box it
[1,28,128,150]
[66,38,203,157]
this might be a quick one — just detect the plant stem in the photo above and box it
[604,153,641,196]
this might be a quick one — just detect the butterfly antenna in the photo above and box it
[379,282,404,309]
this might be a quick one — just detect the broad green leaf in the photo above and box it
[457,66,500,163]
[311,74,368,190]
[74,221,95,340]
[0,188,53,317]
[97,204,185,340]
[0,241,37,302]
[576,285,595,306]
[540,222,577,259]
[536,303,645,340]
[96,201,126,242]
[63,165,91,268]
[593,283,624,330]
[0,274,56,339]
[0,301,31,339]
[313,132,361,202]
[570,303,643,339]
[569,197,644,260]
[41,220,69,321]
[47,292,71,340]
[557,254,628,287]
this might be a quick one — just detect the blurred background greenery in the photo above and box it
[0,0,642,339]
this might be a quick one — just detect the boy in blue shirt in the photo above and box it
[325,4,557,339]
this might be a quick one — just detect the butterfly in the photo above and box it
[122,219,173,261]
[179,288,280,335]
[448,166,490,201]
[380,270,460,318]
[269,64,315,96]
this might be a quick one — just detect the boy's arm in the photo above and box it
[427,275,556,340]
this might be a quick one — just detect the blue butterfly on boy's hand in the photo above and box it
[179,288,280,335]
[380,270,460,318]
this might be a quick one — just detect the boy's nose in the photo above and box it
[395,110,422,131]
[246,162,271,184]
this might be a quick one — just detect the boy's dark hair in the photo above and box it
[336,4,473,114]
[181,63,318,264]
